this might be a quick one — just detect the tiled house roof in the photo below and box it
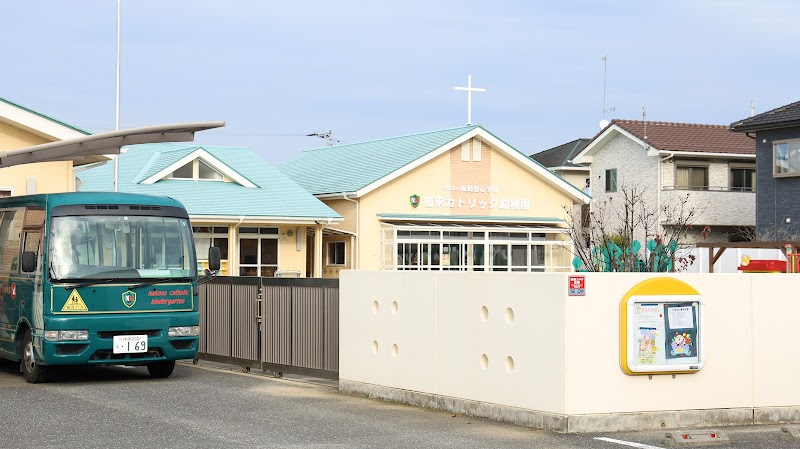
[730,100,800,132]
[610,120,754,155]
[529,138,590,168]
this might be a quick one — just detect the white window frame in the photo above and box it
[327,241,346,266]
[773,139,800,178]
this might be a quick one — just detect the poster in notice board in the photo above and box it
[620,278,706,376]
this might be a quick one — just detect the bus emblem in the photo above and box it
[122,291,137,308]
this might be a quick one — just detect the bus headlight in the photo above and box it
[168,326,200,337]
[44,330,89,341]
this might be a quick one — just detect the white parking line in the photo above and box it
[594,437,665,449]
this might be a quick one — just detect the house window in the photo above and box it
[604,169,617,192]
[198,160,224,180]
[170,162,193,179]
[167,159,225,181]
[238,227,279,277]
[327,241,346,265]
[676,165,708,190]
[193,226,229,264]
[774,141,800,176]
[730,166,756,191]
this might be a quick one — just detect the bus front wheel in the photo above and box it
[147,360,175,379]
[21,329,47,384]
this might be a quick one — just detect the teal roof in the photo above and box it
[279,126,479,194]
[0,97,91,135]
[77,143,341,220]
[132,146,201,183]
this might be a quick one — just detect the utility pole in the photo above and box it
[600,54,614,125]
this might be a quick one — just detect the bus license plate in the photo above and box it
[113,335,148,354]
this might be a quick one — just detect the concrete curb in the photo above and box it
[340,379,800,433]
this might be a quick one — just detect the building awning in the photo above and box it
[0,121,225,168]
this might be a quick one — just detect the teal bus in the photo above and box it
[0,192,219,383]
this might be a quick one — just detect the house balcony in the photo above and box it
[660,186,755,227]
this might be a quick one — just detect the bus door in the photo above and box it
[17,207,45,332]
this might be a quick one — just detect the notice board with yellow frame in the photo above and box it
[620,278,706,375]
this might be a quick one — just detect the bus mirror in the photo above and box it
[21,252,36,273]
[208,247,221,271]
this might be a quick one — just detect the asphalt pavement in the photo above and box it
[0,359,796,449]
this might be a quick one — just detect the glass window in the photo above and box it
[730,167,756,191]
[327,241,346,265]
[193,227,229,261]
[605,169,617,192]
[511,245,527,272]
[170,161,193,179]
[491,245,508,271]
[0,210,22,272]
[531,245,545,272]
[676,166,708,189]
[261,239,277,265]
[198,160,223,180]
[49,215,196,280]
[472,244,485,271]
[238,233,278,277]
[774,141,800,176]
[397,243,419,269]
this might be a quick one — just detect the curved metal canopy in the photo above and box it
[0,121,225,168]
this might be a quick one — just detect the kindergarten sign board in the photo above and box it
[619,278,705,375]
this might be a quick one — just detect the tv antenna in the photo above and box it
[307,130,339,146]
[599,54,615,129]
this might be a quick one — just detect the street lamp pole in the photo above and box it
[114,0,121,192]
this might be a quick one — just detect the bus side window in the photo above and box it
[0,210,23,272]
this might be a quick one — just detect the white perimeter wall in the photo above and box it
[340,271,800,416]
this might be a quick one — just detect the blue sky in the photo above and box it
[2,1,799,165]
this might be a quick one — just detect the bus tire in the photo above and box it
[147,360,175,379]
[21,329,47,384]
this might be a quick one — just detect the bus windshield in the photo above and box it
[49,215,196,280]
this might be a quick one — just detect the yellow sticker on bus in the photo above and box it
[62,290,89,312]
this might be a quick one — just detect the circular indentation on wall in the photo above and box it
[505,356,515,372]
[391,300,399,315]
[480,354,489,370]
[371,340,379,354]
[505,307,515,324]
[480,306,489,321]
[372,300,379,314]
[391,344,398,358]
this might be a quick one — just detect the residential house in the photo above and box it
[0,97,102,194]
[529,138,591,193]
[730,100,800,236]
[77,143,342,277]
[279,125,590,275]
[572,120,755,244]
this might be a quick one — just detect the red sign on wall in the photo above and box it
[568,275,585,296]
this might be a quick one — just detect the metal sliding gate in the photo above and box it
[197,276,339,379]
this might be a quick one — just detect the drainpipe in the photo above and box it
[341,193,359,269]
